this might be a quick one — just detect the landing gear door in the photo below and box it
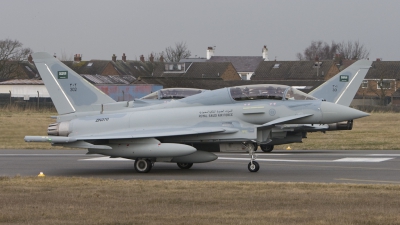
[257,127,272,144]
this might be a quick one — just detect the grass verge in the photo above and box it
[1,176,399,225]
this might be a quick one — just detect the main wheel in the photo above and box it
[248,161,260,172]
[260,144,274,152]
[177,163,193,169]
[134,159,152,173]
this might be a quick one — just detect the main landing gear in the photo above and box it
[177,163,193,169]
[134,158,153,173]
[260,144,274,153]
[243,142,260,172]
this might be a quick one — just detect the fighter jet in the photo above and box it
[139,60,372,153]
[25,52,369,172]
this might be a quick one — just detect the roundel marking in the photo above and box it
[269,109,276,116]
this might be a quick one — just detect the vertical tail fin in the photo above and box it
[309,60,372,106]
[33,52,115,114]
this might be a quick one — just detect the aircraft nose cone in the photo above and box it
[320,101,369,124]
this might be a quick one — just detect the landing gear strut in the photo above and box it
[177,163,193,169]
[134,158,153,173]
[243,142,260,172]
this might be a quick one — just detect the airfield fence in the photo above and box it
[0,94,55,111]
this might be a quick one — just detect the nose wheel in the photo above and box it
[248,161,260,172]
[243,142,260,172]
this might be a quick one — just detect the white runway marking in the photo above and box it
[239,154,292,156]
[368,154,400,157]
[218,157,393,163]
[333,158,393,162]
[218,157,332,163]
[0,154,85,156]
[80,157,132,161]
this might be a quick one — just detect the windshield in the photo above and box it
[230,84,318,101]
[141,88,204,100]
[230,84,289,101]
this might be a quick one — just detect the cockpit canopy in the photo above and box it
[141,88,204,100]
[229,84,318,101]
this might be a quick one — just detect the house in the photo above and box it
[152,61,241,81]
[63,53,158,79]
[252,60,339,81]
[354,60,400,106]
[178,46,268,80]
[207,46,267,80]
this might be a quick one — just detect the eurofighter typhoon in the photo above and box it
[25,52,369,172]
[137,60,372,153]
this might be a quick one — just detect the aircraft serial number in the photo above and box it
[95,118,109,122]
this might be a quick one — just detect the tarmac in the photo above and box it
[1,149,400,184]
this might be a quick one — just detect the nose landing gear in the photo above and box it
[243,142,260,172]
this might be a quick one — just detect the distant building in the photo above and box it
[354,60,400,106]
[252,60,339,81]
[152,61,241,81]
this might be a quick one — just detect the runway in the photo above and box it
[1,149,400,184]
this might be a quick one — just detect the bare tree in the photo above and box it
[336,40,370,60]
[164,41,191,62]
[0,39,33,81]
[296,40,337,60]
[60,49,73,61]
[297,40,369,61]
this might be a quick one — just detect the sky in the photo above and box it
[1,0,399,61]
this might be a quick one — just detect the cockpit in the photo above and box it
[141,88,204,100]
[229,84,318,101]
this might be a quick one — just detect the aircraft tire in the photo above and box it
[248,161,260,172]
[260,144,274,153]
[134,158,152,173]
[177,163,193,169]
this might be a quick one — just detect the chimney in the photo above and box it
[140,55,145,62]
[149,54,154,63]
[376,58,382,62]
[262,45,269,61]
[74,54,82,62]
[122,53,126,62]
[206,46,214,60]
[159,55,164,62]
[28,54,33,63]
[112,54,117,62]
